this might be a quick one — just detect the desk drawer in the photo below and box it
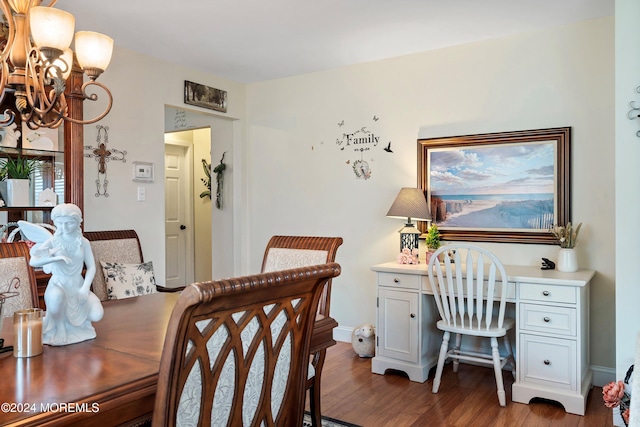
[519,303,576,337]
[519,333,576,391]
[378,272,420,290]
[519,283,576,304]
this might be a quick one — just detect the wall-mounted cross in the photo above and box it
[84,125,127,197]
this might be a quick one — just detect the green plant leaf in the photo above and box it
[0,156,40,180]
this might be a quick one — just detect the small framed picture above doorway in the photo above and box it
[184,80,227,113]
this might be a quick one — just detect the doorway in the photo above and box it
[164,128,212,286]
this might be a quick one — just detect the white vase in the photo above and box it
[0,179,30,207]
[557,248,578,273]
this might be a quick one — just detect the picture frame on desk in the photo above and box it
[418,127,571,244]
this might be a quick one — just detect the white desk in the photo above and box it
[370,262,595,415]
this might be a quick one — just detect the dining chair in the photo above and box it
[261,235,343,427]
[84,229,182,301]
[427,243,516,406]
[0,242,39,317]
[83,230,145,301]
[152,263,342,427]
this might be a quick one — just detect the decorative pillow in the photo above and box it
[90,238,143,301]
[100,261,157,300]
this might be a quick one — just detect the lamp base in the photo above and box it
[399,223,420,251]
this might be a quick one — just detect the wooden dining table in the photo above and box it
[0,292,338,426]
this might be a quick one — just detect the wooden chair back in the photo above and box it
[260,236,343,425]
[261,236,343,316]
[152,263,341,427]
[83,230,144,301]
[0,242,39,317]
[428,243,509,331]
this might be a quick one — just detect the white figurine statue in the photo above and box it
[18,204,103,346]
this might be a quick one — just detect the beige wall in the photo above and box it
[78,15,618,382]
[246,18,615,377]
[193,128,213,282]
[81,47,246,284]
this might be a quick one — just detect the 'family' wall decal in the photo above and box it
[332,115,392,180]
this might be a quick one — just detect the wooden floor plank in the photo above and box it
[307,342,614,427]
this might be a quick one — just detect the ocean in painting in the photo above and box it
[433,193,554,229]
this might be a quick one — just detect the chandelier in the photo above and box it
[0,0,113,129]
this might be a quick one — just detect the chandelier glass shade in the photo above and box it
[0,0,113,129]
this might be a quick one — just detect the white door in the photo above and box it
[165,143,194,287]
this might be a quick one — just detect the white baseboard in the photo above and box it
[591,364,615,388]
[334,325,353,343]
[334,325,616,388]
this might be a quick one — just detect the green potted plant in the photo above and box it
[425,223,440,263]
[0,156,40,207]
[1,156,40,179]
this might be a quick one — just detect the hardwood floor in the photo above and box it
[308,342,613,427]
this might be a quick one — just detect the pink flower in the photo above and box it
[602,381,625,408]
[623,408,630,425]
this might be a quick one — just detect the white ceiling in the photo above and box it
[56,0,613,84]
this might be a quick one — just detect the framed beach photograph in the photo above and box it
[184,80,227,113]
[418,127,571,244]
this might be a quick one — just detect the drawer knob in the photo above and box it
[394,278,400,283]
[542,290,550,296]
[410,313,416,318]
[543,359,551,365]
[543,317,551,323]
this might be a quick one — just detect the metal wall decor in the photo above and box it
[628,86,640,137]
[199,159,211,200]
[213,152,226,209]
[84,125,127,197]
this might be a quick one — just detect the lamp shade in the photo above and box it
[386,188,431,222]
[30,6,75,52]
[75,31,114,73]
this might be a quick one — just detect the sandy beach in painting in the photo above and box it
[444,200,499,221]
[435,195,554,229]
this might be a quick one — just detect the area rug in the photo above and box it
[302,412,362,427]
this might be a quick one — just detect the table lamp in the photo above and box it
[386,187,431,251]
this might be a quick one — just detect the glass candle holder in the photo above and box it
[13,308,44,358]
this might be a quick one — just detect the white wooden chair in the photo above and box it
[427,243,515,406]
